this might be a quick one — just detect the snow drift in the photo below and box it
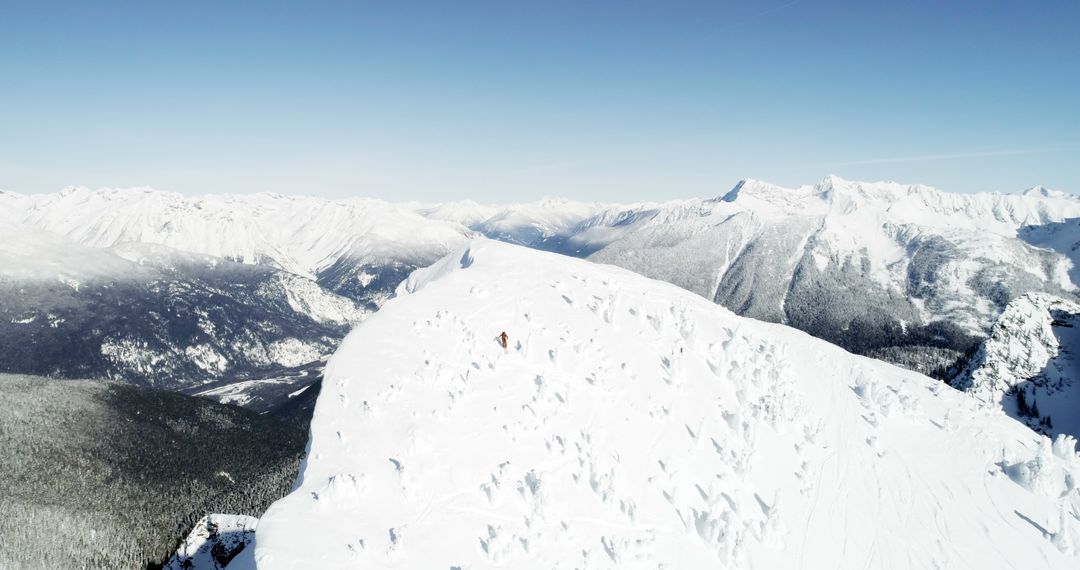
[253,240,1080,568]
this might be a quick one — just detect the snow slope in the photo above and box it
[254,240,1080,569]
[956,293,1080,438]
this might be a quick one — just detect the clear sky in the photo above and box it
[1,0,1077,201]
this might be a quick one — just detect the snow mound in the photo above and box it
[255,240,1080,568]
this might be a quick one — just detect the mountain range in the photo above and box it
[3,176,1078,403]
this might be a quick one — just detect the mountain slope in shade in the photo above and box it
[252,240,1080,569]
[954,292,1080,438]
[0,224,365,389]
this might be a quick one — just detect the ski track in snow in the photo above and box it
[238,241,1078,568]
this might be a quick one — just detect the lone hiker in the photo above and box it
[499,331,508,349]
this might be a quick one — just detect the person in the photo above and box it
[499,331,508,349]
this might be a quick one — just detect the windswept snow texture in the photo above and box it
[956,293,1080,438]
[256,241,1080,569]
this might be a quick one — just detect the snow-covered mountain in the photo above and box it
[570,176,1080,375]
[0,223,365,389]
[251,241,1080,568]
[954,292,1080,438]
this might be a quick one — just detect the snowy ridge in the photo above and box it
[956,292,1080,437]
[254,240,1080,569]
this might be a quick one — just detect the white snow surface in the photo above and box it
[255,240,1080,569]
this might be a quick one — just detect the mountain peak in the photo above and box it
[718,178,790,202]
[1023,185,1072,199]
[819,173,849,188]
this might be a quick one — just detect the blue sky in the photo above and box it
[1,0,1077,201]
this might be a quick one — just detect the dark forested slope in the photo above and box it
[0,374,306,570]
